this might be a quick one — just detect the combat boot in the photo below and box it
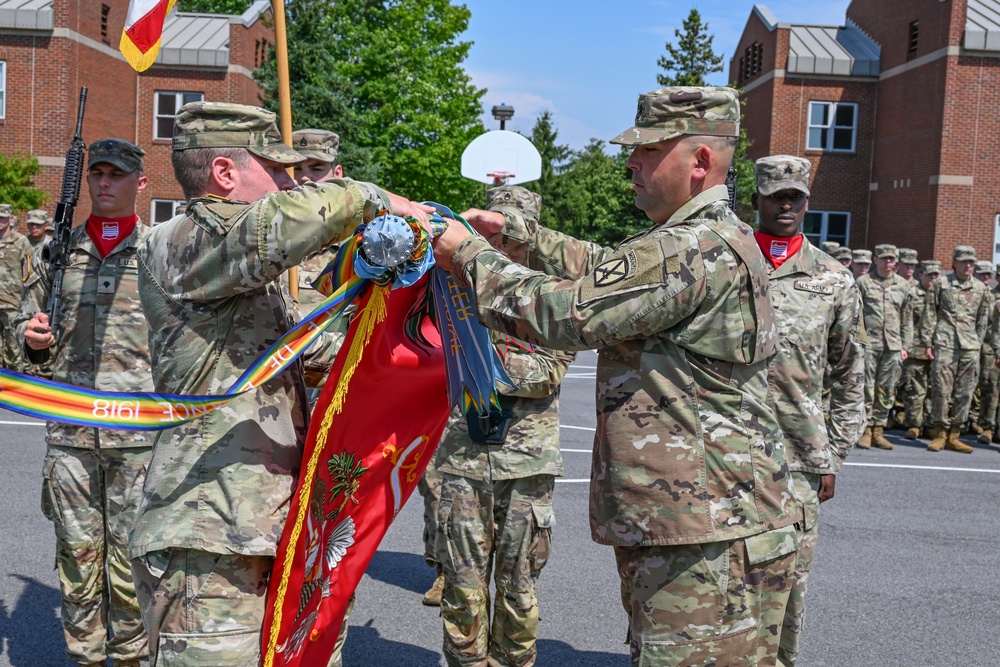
[422,566,445,606]
[857,426,872,449]
[978,429,993,445]
[873,425,893,450]
[971,423,985,437]
[904,426,921,440]
[927,426,947,452]
[945,427,974,453]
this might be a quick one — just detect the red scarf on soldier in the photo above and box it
[754,231,803,269]
[86,214,137,259]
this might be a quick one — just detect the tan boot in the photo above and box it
[904,426,921,440]
[927,426,947,452]
[857,426,872,449]
[422,569,445,606]
[945,427,974,453]
[971,423,985,436]
[873,425,893,450]
[978,429,993,445]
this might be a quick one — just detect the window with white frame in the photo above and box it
[803,211,850,247]
[154,91,204,140]
[151,199,186,225]
[0,61,7,120]
[807,101,857,152]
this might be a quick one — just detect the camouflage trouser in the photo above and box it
[976,349,999,430]
[614,527,797,667]
[864,346,903,427]
[418,463,444,567]
[41,445,151,665]
[903,358,932,429]
[0,308,23,372]
[131,549,271,666]
[778,472,822,667]
[436,473,555,667]
[930,347,980,428]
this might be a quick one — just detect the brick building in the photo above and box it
[0,0,272,225]
[732,0,1000,265]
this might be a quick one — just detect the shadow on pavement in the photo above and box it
[365,550,436,595]
[342,619,441,665]
[0,575,67,666]
[536,639,626,666]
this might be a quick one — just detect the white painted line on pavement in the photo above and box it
[565,374,596,378]
[0,419,43,427]
[562,448,591,453]
[561,425,596,431]
[843,461,1000,474]
[556,478,590,483]
[571,365,597,369]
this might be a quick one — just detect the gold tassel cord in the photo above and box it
[263,284,390,667]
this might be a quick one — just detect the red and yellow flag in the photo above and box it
[261,276,450,667]
[120,0,178,72]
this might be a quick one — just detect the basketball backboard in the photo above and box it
[461,130,542,185]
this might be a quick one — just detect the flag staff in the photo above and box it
[272,0,299,300]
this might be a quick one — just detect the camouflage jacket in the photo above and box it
[452,184,796,548]
[909,283,931,359]
[435,338,571,481]
[764,238,865,475]
[15,223,154,449]
[856,272,913,351]
[27,236,46,252]
[130,180,388,559]
[920,272,991,351]
[288,246,348,387]
[0,231,31,310]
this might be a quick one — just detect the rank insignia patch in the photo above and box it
[594,251,637,287]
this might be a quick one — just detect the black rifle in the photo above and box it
[726,166,737,211]
[43,87,88,336]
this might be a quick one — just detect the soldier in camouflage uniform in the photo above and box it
[922,246,992,452]
[972,263,1000,443]
[897,248,918,282]
[435,190,570,665]
[855,244,913,449]
[832,246,852,269]
[852,249,871,279]
[750,155,865,667]
[904,260,942,439]
[16,139,153,667]
[0,203,31,372]
[820,240,840,255]
[889,248,919,427]
[129,102,427,667]
[24,208,49,251]
[435,87,798,667]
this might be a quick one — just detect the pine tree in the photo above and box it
[656,9,723,87]
[524,111,570,229]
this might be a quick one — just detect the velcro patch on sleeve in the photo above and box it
[578,244,667,306]
[21,256,31,283]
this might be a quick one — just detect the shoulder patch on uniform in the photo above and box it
[21,256,30,283]
[794,279,834,295]
[593,251,637,287]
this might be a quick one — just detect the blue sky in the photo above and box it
[462,0,851,149]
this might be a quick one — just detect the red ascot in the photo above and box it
[755,231,803,269]
[86,214,138,258]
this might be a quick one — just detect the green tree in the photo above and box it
[656,9,723,87]
[257,0,486,207]
[524,111,570,229]
[656,7,755,217]
[0,148,48,215]
[550,140,647,247]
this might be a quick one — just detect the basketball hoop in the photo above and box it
[487,171,516,185]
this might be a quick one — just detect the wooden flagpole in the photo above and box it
[272,0,299,300]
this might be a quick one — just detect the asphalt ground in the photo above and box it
[2,349,1000,665]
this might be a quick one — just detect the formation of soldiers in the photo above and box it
[0,83,995,667]
[818,240,999,453]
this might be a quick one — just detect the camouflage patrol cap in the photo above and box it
[975,260,993,275]
[898,248,918,264]
[609,86,740,146]
[0,204,11,217]
[820,241,840,253]
[754,155,811,196]
[485,185,541,216]
[853,249,872,263]
[88,138,145,173]
[875,244,898,259]
[833,246,852,261]
[172,101,304,165]
[920,260,942,275]
[291,129,340,163]
[954,245,977,261]
[25,209,47,225]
